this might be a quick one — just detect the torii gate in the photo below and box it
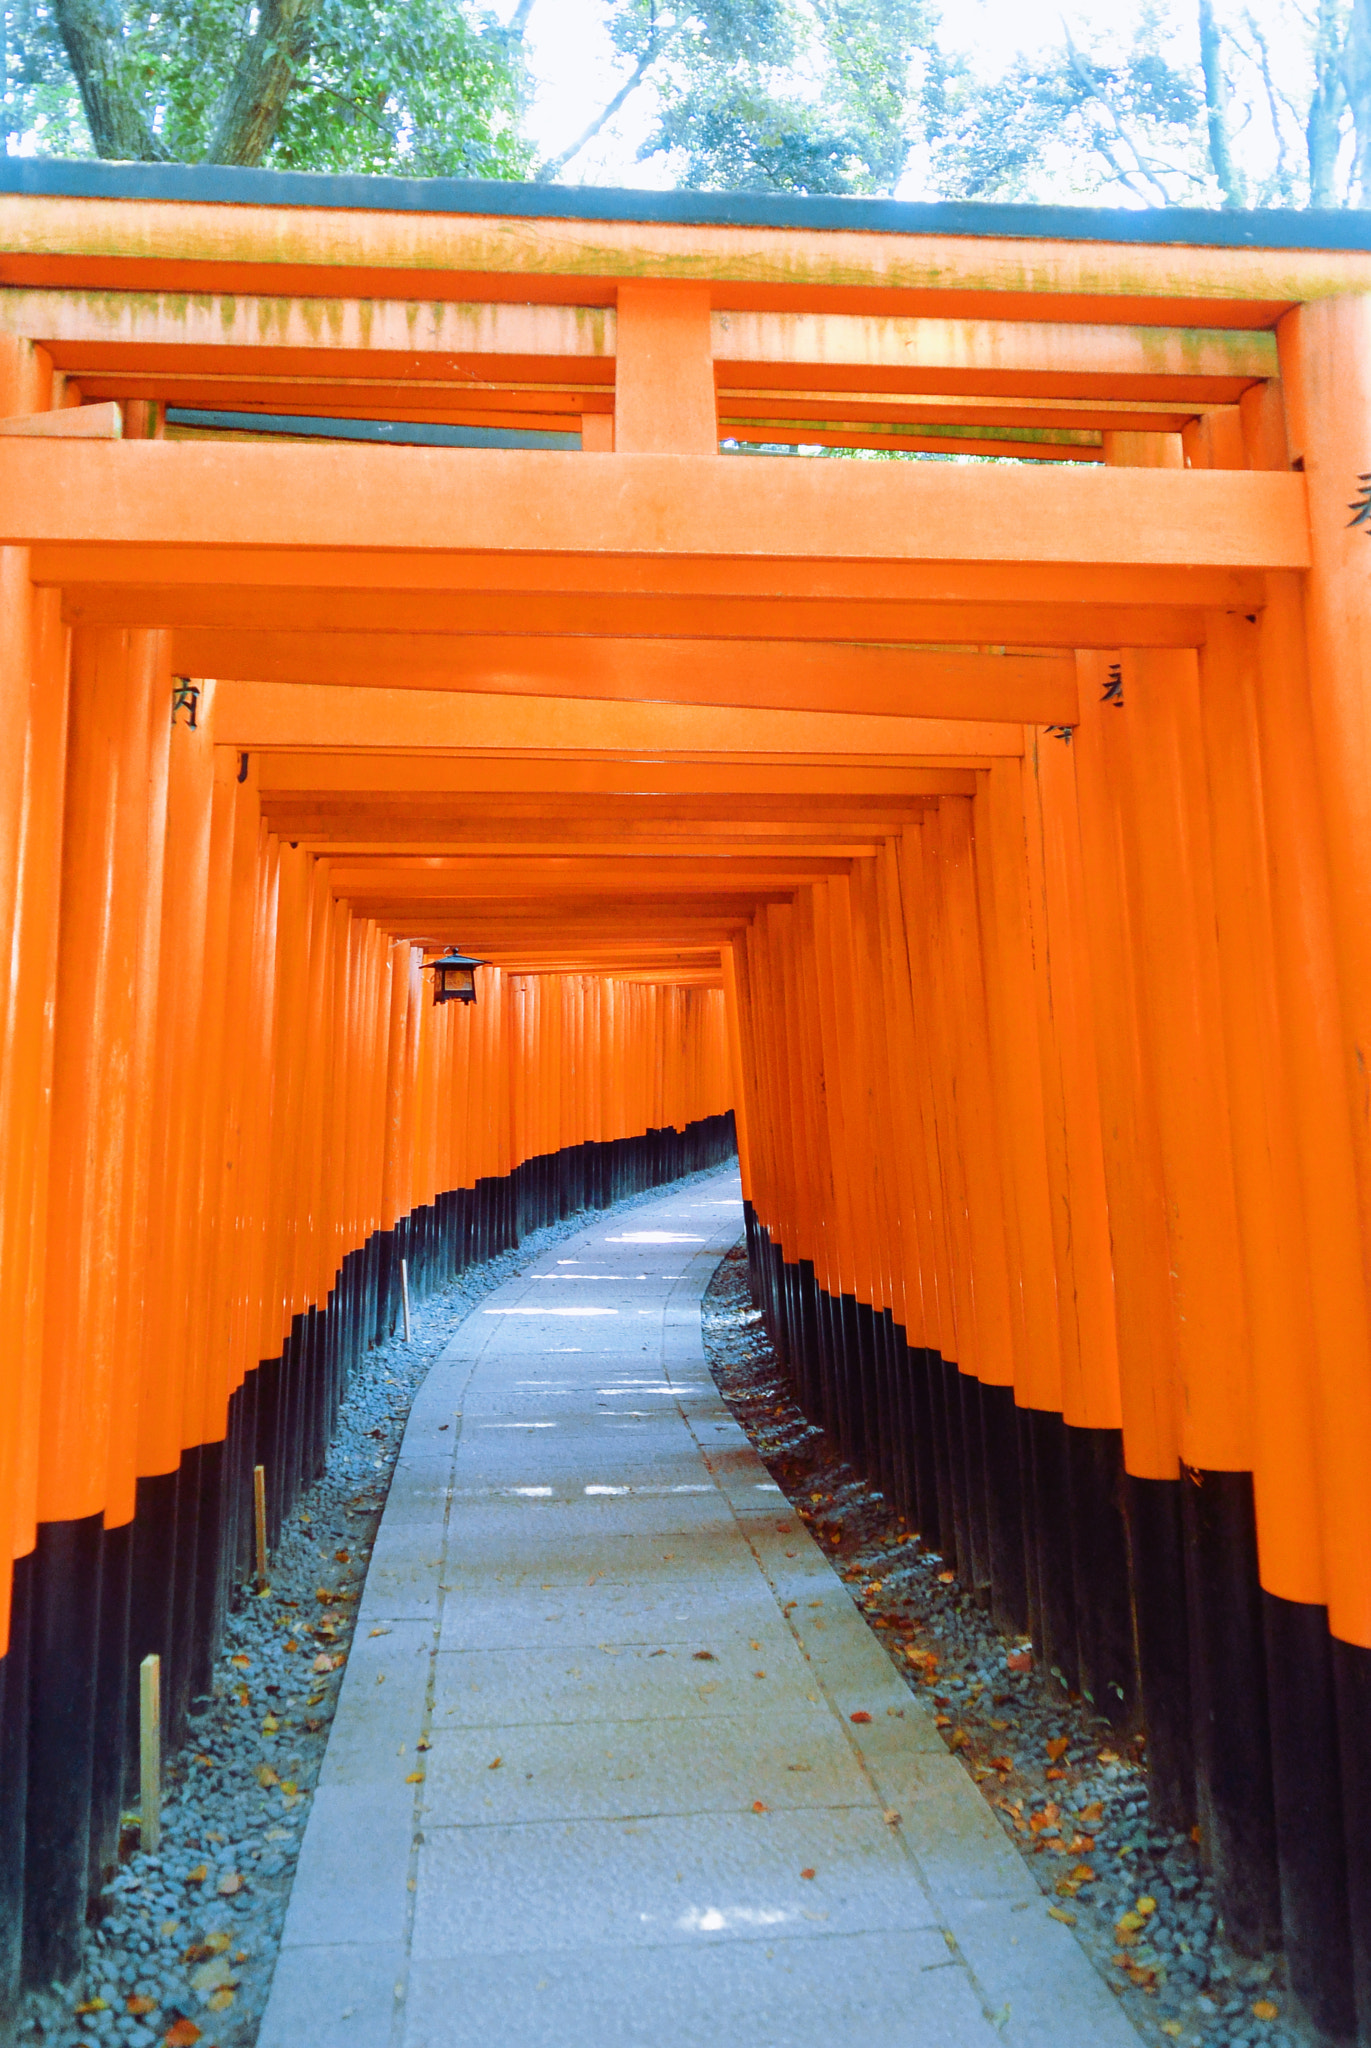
[1,162,1369,2042]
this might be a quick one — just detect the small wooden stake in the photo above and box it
[139,1654,161,1854]
[400,1256,412,1343]
[253,1462,268,1584]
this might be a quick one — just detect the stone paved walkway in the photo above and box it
[259,1167,1141,2048]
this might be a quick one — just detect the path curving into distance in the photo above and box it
[258,1166,1141,2048]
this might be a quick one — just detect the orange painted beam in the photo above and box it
[177,631,1076,723]
[57,580,1212,649]
[0,442,1310,569]
[31,542,1265,612]
[6,192,1371,318]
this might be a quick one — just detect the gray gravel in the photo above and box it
[701,1241,1309,2048]
[15,1165,730,2048]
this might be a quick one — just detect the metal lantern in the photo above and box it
[424,947,485,1006]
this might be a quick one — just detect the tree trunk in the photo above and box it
[1343,0,1371,206]
[52,0,167,159]
[205,0,321,167]
[1196,0,1244,209]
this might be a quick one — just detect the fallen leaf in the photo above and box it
[1252,2000,1279,2022]
[692,1650,716,1662]
[1047,1906,1076,1926]
[752,1801,768,1813]
[230,1656,250,1670]
[1007,1651,1032,1673]
[312,1654,333,1672]
[850,1711,872,1724]
[1045,1767,1067,1781]
[261,1714,280,1734]
[204,1934,231,1955]
[1078,1802,1105,1825]
[1116,1911,1146,1935]
[1070,1864,1096,1884]
[883,1810,901,1827]
[405,1770,425,1784]
[1162,2025,1183,2039]
[800,1868,816,1880]
[1135,1895,1157,1917]
[74,1999,108,2015]
[163,2021,202,2047]
[368,1628,391,1639]
[1046,1737,1070,1762]
[335,1550,350,1563]
[1098,1748,1121,1765]
[416,1738,431,1751]
[216,1872,243,1896]
[488,1756,503,1770]
[207,1989,235,2013]
[949,1729,970,1750]
[185,1865,208,1885]
[126,1996,157,2017]
[190,1958,235,1996]
[256,1766,279,1788]
[279,1779,298,1795]
[284,1638,299,1652]
[989,1756,1014,1773]
[937,1570,956,1584]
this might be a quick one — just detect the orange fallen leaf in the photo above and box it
[126,1997,157,2017]
[74,1999,107,2015]
[1252,2001,1279,2022]
[405,1770,425,1784]
[230,1656,250,1670]
[207,1990,234,2013]
[799,1868,816,1880]
[850,1711,872,1724]
[937,1571,955,1584]
[989,1756,1014,1773]
[279,1779,298,1796]
[488,1756,503,1770]
[312,1654,333,1672]
[186,1865,208,1885]
[1078,1802,1105,1825]
[1070,1864,1096,1883]
[1135,1895,1157,1917]
[256,1765,279,1788]
[1007,1651,1032,1672]
[164,2021,202,2047]
[1047,1905,1076,1926]
[1046,1737,1070,1761]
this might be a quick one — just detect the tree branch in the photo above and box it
[1196,0,1246,207]
[539,45,657,178]
[205,0,322,167]
[51,0,167,158]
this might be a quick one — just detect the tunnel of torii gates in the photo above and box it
[5,156,1371,2041]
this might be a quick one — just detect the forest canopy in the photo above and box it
[2,0,1369,210]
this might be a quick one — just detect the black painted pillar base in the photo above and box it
[1182,1468,1281,1956]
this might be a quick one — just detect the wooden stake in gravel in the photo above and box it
[254,1462,268,1585]
[400,1256,412,1343]
[139,1653,161,1853]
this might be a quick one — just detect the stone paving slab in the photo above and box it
[260,1167,1142,2048]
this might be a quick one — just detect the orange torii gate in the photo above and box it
[2,162,1371,2041]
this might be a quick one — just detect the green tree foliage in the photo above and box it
[923,0,1371,210]
[2,0,533,173]
[546,0,932,192]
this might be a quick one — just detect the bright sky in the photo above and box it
[513,0,1148,189]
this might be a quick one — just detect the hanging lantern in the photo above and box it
[424,947,485,1006]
